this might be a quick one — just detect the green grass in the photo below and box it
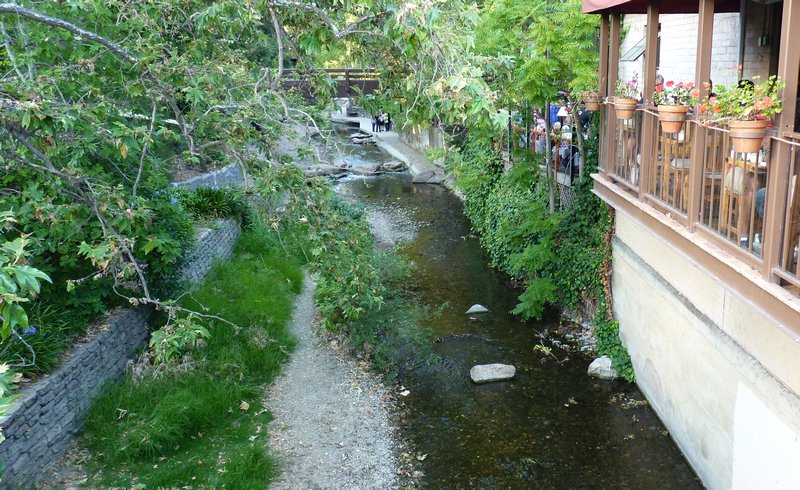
[80,226,303,488]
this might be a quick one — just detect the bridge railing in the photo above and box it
[281,68,381,98]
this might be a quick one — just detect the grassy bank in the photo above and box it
[80,227,303,488]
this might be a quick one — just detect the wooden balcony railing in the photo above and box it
[600,102,800,296]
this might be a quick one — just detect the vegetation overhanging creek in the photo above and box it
[332,125,702,488]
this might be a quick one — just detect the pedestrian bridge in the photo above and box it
[281,68,380,99]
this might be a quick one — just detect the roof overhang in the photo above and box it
[582,0,741,14]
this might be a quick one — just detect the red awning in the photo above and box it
[582,0,740,14]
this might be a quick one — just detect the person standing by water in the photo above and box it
[371,114,378,132]
[385,112,392,132]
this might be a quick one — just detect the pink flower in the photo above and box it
[666,80,675,87]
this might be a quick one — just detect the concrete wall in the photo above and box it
[611,211,800,489]
[173,162,245,190]
[397,124,445,155]
[0,219,241,488]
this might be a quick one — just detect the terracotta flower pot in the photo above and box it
[583,93,601,111]
[728,119,769,154]
[657,104,689,133]
[614,98,638,120]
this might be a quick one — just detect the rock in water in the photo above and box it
[465,304,490,314]
[470,363,516,384]
[587,355,618,380]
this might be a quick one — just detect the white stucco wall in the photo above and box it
[611,211,800,489]
[617,12,764,94]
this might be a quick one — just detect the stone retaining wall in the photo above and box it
[0,307,151,486]
[173,162,245,190]
[179,220,241,285]
[0,218,241,488]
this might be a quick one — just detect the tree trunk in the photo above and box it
[572,99,586,180]
[545,101,555,213]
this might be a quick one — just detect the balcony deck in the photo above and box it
[595,101,800,333]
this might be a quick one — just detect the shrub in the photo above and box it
[177,187,253,229]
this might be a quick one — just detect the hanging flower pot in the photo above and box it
[727,119,769,154]
[657,105,689,133]
[614,98,637,120]
[583,92,601,111]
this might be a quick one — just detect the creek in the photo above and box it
[330,125,702,489]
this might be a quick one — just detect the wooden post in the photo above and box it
[604,14,621,178]
[598,15,610,176]
[686,0,714,230]
[639,2,660,199]
[761,0,800,280]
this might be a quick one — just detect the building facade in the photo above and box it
[583,0,800,488]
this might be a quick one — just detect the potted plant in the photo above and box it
[582,90,601,111]
[698,76,784,153]
[615,75,639,119]
[653,80,695,133]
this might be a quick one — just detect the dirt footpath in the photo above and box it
[264,274,399,489]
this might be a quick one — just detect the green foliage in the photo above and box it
[149,314,211,365]
[177,187,253,229]
[0,363,21,447]
[476,0,599,106]
[0,305,69,377]
[0,234,51,341]
[252,162,430,374]
[82,225,301,486]
[594,314,634,382]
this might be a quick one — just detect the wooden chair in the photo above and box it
[720,155,760,241]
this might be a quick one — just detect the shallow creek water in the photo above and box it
[331,126,702,489]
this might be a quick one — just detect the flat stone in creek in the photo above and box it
[470,363,516,384]
[465,304,490,314]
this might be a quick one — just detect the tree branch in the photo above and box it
[268,7,285,91]
[132,101,156,197]
[0,3,194,154]
[270,1,384,39]
[0,20,24,81]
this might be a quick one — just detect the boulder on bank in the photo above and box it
[351,133,375,145]
[411,170,445,184]
[352,163,382,176]
[465,304,490,314]
[470,363,516,384]
[381,161,405,172]
[587,355,618,380]
[303,164,348,177]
